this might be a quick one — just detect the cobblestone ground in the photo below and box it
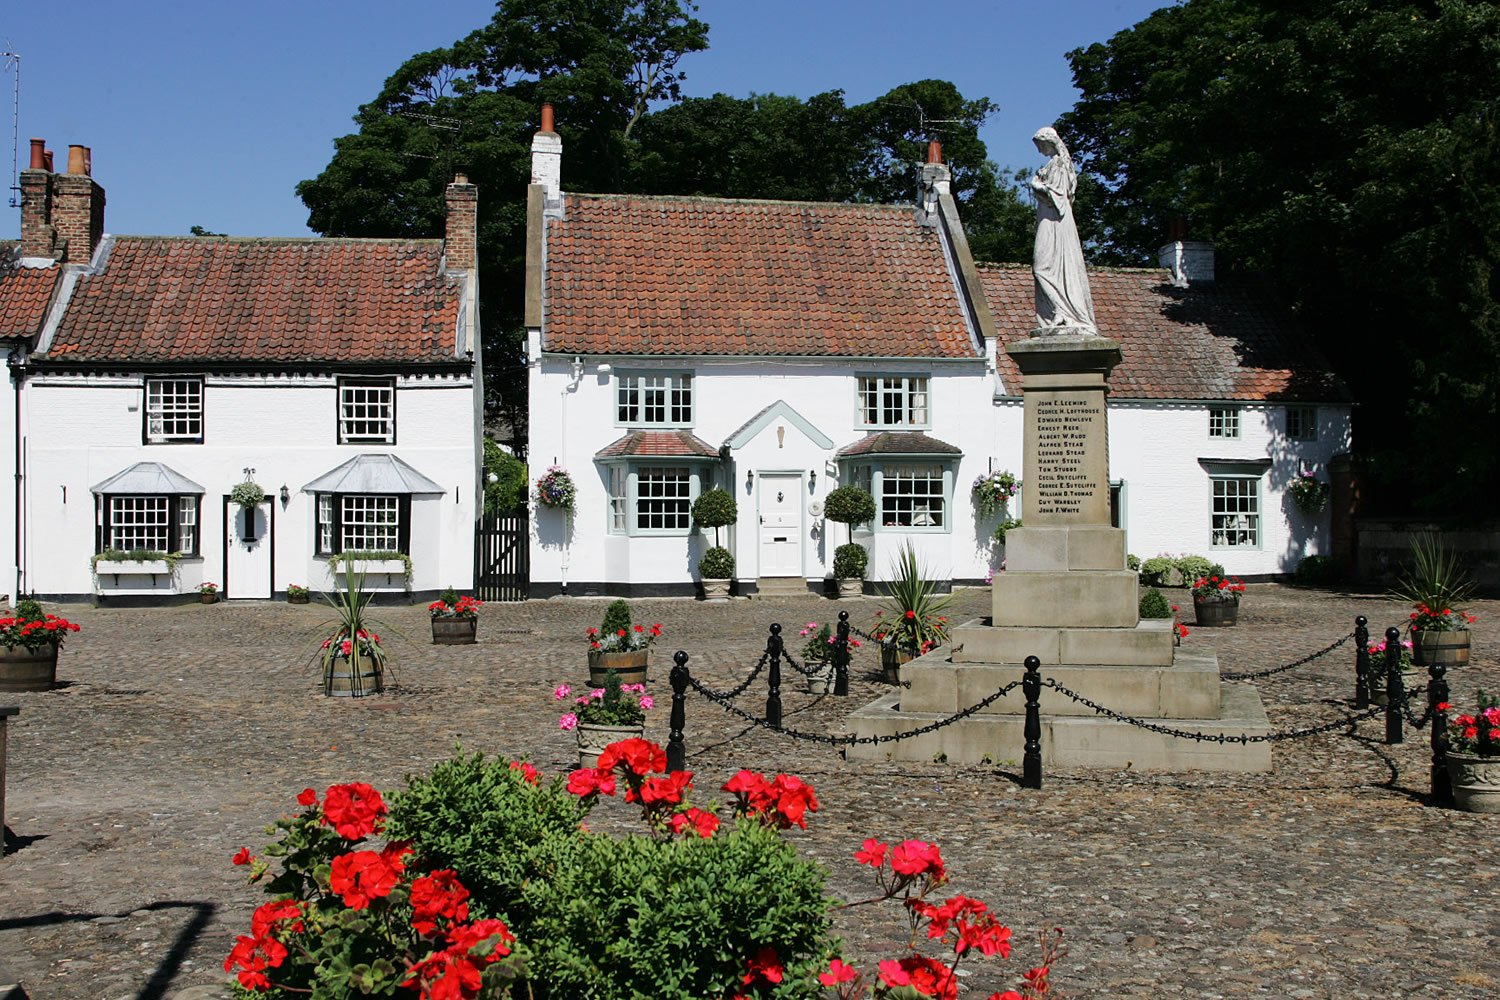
[1,584,1497,999]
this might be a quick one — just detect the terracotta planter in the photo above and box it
[323,656,384,698]
[200,593,219,604]
[837,578,863,599]
[880,645,914,684]
[588,649,649,687]
[0,643,58,692]
[701,578,731,602]
[1446,751,1500,813]
[1193,596,1239,627]
[576,722,644,769]
[431,617,478,645]
[1411,629,1470,669]
[288,593,310,605]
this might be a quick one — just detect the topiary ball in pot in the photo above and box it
[698,545,735,579]
[833,543,868,581]
[691,488,738,547]
[824,485,876,529]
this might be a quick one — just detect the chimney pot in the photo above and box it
[67,144,89,176]
[29,138,46,170]
[540,103,555,134]
[44,150,54,172]
[927,140,942,165]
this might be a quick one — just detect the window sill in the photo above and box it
[94,559,173,575]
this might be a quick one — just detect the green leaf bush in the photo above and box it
[698,545,735,578]
[832,542,868,580]
[600,599,633,637]
[1139,556,1176,587]
[1138,588,1173,619]
[1174,555,1215,584]
[824,485,876,527]
[1295,554,1337,586]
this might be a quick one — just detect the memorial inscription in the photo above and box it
[1032,393,1104,518]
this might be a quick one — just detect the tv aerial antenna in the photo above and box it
[2,47,17,208]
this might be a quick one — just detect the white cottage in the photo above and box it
[5,140,484,603]
[523,110,1350,595]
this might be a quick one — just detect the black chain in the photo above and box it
[1040,677,1396,743]
[684,676,1023,745]
[1401,689,1436,730]
[692,651,770,703]
[778,648,827,678]
[1220,631,1357,681]
[848,623,925,657]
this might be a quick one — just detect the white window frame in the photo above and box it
[856,375,931,429]
[98,493,201,555]
[838,458,955,535]
[880,463,948,529]
[615,373,694,427]
[338,378,396,444]
[1286,405,1317,441]
[1208,407,1241,439]
[144,378,204,444]
[1210,475,1261,550]
[599,460,711,536]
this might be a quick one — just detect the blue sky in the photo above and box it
[1,1,1166,238]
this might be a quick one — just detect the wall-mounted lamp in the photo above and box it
[279,484,290,505]
[809,467,817,489]
[570,356,585,381]
[745,469,755,490]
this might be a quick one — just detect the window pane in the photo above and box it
[1287,406,1316,441]
[339,381,395,443]
[340,495,400,551]
[635,467,690,530]
[859,376,929,427]
[146,379,202,442]
[617,375,692,425]
[109,495,170,550]
[317,494,333,553]
[1209,408,1240,439]
[608,466,627,533]
[882,464,945,527]
[177,496,197,553]
[1211,477,1259,547]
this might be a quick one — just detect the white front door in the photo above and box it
[226,500,273,599]
[758,474,802,577]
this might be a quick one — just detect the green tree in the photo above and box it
[483,438,528,513]
[1058,0,1500,508]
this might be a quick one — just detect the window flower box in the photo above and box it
[94,558,174,578]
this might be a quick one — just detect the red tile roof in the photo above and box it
[595,430,719,459]
[40,237,463,364]
[544,194,978,359]
[978,263,1348,402]
[837,431,962,457]
[0,258,61,340]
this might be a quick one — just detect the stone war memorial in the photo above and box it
[850,127,1271,770]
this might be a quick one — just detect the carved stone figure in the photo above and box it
[1030,126,1097,336]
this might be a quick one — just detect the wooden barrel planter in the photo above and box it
[880,646,915,684]
[588,649,649,687]
[288,593,310,605]
[1411,630,1470,669]
[431,618,478,645]
[1193,597,1239,627]
[0,644,58,692]
[323,657,384,698]
[576,722,644,769]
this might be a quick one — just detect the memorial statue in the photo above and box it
[1030,126,1097,336]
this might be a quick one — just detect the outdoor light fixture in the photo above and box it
[279,484,290,505]
[809,468,817,489]
[746,469,754,490]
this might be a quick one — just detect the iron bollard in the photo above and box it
[1022,656,1042,790]
[766,623,784,729]
[1385,626,1404,744]
[834,611,851,696]
[1354,615,1370,708]
[667,650,690,773]
[1429,662,1451,805]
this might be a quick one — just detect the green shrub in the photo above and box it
[520,819,834,999]
[1140,556,1176,587]
[1127,554,1141,572]
[14,597,44,622]
[386,751,590,926]
[483,438,528,514]
[698,545,735,579]
[1139,588,1173,619]
[1209,562,1226,578]
[991,517,1022,544]
[600,599,633,637]
[1175,555,1214,584]
[824,485,875,527]
[439,585,460,606]
[832,542,868,580]
[1295,555,1337,585]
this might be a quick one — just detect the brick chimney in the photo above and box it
[1158,218,1215,288]
[444,173,478,272]
[531,103,562,210]
[19,138,105,264]
[918,140,950,224]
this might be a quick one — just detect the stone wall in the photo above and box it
[1355,519,1500,590]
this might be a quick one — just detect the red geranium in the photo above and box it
[410,870,471,936]
[322,782,386,839]
[328,843,409,909]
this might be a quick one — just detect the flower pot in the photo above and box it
[837,577,864,599]
[323,656,384,698]
[1193,596,1239,627]
[701,578,731,602]
[1446,751,1500,813]
[576,722,645,769]
[1365,667,1415,708]
[431,618,478,645]
[1411,629,1470,669]
[588,649,649,687]
[803,659,835,694]
[0,643,57,692]
[288,593,310,605]
[880,645,914,684]
[200,593,218,604]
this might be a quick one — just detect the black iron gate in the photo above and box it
[473,506,529,601]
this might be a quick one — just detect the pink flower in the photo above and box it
[558,713,578,731]
[639,695,654,710]
[553,684,572,700]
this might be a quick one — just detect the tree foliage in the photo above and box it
[298,2,1032,451]
[1059,0,1500,508]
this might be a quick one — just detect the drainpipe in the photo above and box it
[560,356,586,595]
[8,351,25,604]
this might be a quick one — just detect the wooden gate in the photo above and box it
[473,507,530,601]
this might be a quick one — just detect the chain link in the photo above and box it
[848,623,925,657]
[691,651,770,703]
[778,648,827,678]
[684,675,1022,745]
[1220,630,1356,681]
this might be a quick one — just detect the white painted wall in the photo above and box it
[20,372,480,599]
[0,346,16,605]
[528,352,1000,590]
